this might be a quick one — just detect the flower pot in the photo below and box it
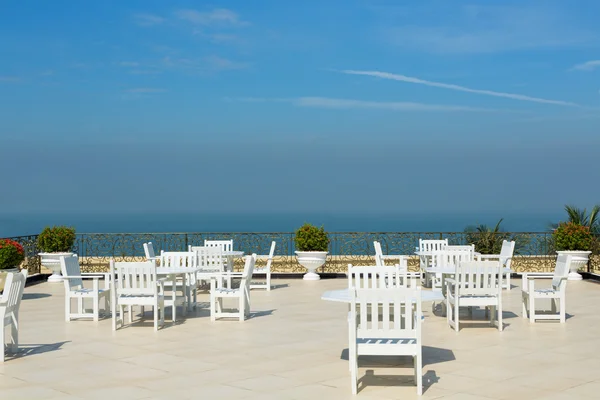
[39,252,75,283]
[295,251,328,281]
[556,250,592,281]
[0,267,20,292]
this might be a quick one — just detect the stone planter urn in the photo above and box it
[0,267,20,292]
[39,252,75,283]
[295,251,328,281]
[556,250,591,281]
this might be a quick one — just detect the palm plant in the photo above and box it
[464,218,512,254]
[564,205,600,233]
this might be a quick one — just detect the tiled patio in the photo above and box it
[2,277,600,399]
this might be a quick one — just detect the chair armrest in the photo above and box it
[477,254,500,260]
[445,278,456,285]
[255,255,272,260]
[62,275,102,279]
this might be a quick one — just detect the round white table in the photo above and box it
[221,251,245,272]
[321,288,444,303]
[156,267,199,319]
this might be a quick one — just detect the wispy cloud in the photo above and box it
[134,14,164,27]
[377,4,595,53]
[118,61,140,67]
[571,60,600,71]
[124,88,166,94]
[231,97,512,113]
[0,76,21,83]
[174,8,247,27]
[204,55,248,71]
[341,70,579,107]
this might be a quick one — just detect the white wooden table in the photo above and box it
[321,288,444,303]
[156,267,199,319]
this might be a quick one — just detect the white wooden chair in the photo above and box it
[110,260,165,331]
[251,241,276,291]
[190,245,226,286]
[521,253,571,323]
[374,241,409,269]
[1,270,27,362]
[349,287,423,395]
[477,240,515,290]
[143,242,159,262]
[445,260,503,332]
[447,244,476,258]
[426,248,474,290]
[348,265,413,289]
[60,255,110,322]
[418,239,448,285]
[160,251,196,318]
[210,254,256,322]
[205,239,234,270]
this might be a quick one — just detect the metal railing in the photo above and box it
[7,231,600,274]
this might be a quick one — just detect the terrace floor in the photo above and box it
[2,278,600,400]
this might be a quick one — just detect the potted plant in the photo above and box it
[37,226,76,283]
[294,223,330,280]
[553,222,593,280]
[0,239,25,291]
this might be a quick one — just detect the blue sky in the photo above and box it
[1,0,599,219]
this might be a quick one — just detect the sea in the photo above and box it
[0,211,561,238]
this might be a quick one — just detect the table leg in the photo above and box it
[171,274,177,322]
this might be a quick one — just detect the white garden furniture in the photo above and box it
[445,260,503,332]
[190,245,227,287]
[60,255,110,322]
[521,253,571,323]
[476,240,515,290]
[160,251,197,317]
[417,239,448,285]
[349,287,423,395]
[205,240,234,269]
[1,270,27,362]
[251,241,276,291]
[426,248,474,290]
[210,254,256,322]
[110,260,165,331]
[143,242,159,262]
[348,265,413,289]
[374,241,409,270]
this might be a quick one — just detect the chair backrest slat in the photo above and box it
[352,287,421,339]
[190,246,225,271]
[266,241,276,269]
[553,254,571,290]
[204,240,233,252]
[159,251,196,269]
[1,270,28,316]
[419,239,448,252]
[143,242,156,259]
[373,241,384,266]
[111,260,157,296]
[60,255,83,291]
[456,260,502,296]
[348,265,410,289]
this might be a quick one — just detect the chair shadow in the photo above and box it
[22,293,52,300]
[340,345,455,367]
[132,303,276,326]
[4,341,70,361]
[267,283,289,290]
[357,370,440,394]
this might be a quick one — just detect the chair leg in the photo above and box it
[506,272,511,291]
[415,348,423,395]
[529,295,535,323]
[350,345,358,395]
[128,306,133,324]
[454,302,460,332]
[93,295,99,322]
[498,301,503,332]
[9,316,18,353]
[560,296,566,323]
[267,270,271,291]
[65,296,71,322]
[210,294,216,322]
[0,324,5,362]
[551,298,557,313]
[521,294,527,319]
[154,303,158,331]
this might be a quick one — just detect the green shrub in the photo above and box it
[37,226,76,253]
[294,223,329,252]
[0,239,25,270]
[464,218,511,254]
[553,222,593,251]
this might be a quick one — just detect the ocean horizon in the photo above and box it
[0,211,562,238]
